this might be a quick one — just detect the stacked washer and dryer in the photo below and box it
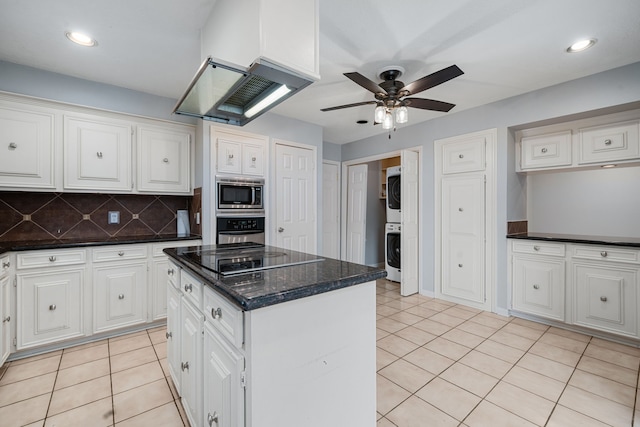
[385,166,401,282]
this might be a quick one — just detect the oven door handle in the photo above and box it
[218,230,264,235]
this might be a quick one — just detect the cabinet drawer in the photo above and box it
[442,136,485,174]
[0,254,10,276]
[511,241,565,257]
[204,286,243,348]
[167,261,180,288]
[17,249,86,269]
[181,269,203,310]
[578,121,640,164]
[572,245,639,264]
[92,245,147,262]
[520,131,572,170]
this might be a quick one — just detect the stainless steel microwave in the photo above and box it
[216,177,264,213]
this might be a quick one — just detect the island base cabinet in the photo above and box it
[1,276,10,365]
[17,268,84,349]
[573,263,638,337]
[204,323,245,427]
[181,298,203,427]
[166,284,182,394]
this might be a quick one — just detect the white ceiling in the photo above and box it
[1,0,639,144]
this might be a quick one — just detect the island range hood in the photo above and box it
[172,56,313,126]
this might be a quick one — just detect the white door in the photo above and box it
[345,164,367,264]
[275,143,316,253]
[401,150,419,296]
[322,161,340,259]
[441,174,485,304]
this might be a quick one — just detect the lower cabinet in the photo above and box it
[180,295,204,427]
[1,275,11,365]
[17,268,84,349]
[166,282,183,394]
[512,256,565,321]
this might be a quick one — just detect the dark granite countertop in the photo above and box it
[0,234,202,255]
[164,245,387,311]
[506,232,640,248]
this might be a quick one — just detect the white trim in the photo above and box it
[322,160,342,259]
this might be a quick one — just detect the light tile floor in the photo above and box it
[0,279,639,426]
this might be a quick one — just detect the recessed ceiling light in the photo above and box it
[566,38,596,53]
[65,31,97,47]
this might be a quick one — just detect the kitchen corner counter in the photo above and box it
[506,232,640,248]
[0,234,202,255]
[164,245,387,310]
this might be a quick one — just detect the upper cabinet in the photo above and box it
[0,93,194,194]
[137,124,193,194]
[64,114,133,192]
[0,101,56,189]
[516,110,640,173]
[212,126,267,177]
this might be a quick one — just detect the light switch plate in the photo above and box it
[108,211,120,224]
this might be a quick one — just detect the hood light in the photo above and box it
[566,38,596,53]
[244,85,291,118]
[65,31,97,47]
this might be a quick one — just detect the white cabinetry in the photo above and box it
[16,249,86,349]
[92,245,148,333]
[519,131,572,170]
[64,114,133,192]
[137,124,192,194]
[578,121,640,165]
[0,254,11,365]
[213,127,267,176]
[441,134,486,174]
[0,102,56,189]
[511,241,565,321]
[166,262,182,394]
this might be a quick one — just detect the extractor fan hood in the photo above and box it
[172,56,313,126]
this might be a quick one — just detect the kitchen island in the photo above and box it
[164,243,386,427]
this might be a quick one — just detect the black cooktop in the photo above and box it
[177,243,324,276]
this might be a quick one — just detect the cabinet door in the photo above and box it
[64,115,132,191]
[181,300,203,427]
[573,263,638,337]
[0,276,10,365]
[93,262,146,333]
[217,139,242,174]
[242,142,265,176]
[166,284,182,395]
[520,131,572,170]
[151,258,169,321]
[17,268,84,349]
[204,324,245,427]
[579,121,640,164]
[441,135,486,174]
[137,125,191,193]
[512,256,565,321]
[0,104,55,189]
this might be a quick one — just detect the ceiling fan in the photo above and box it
[321,64,464,129]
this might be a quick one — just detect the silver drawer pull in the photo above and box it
[208,411,219,426]
[212,307,222,320]
[251,156,256,161]
[184,283,193,292]
[604,139,612,145]
[167,268,175,276]
[541,147,548,153]
[278,227,285,233]
[2,316,10,323]
[600,296,608,302]
[533,246,540,251]
[8,142,18,149]
[166,331,172,339]
[600,251,608,257]
[458,263,463,268]
[163,158,169,163]
[181,361,189,371]
[533,284,540,290]
[97,151,103,158]
[458,154,464,159]
[118,294,125,300]
[49,304,56,311]
[118,251,124,256]
[228,154,234,159]
[2,261,9,268]
[458,207,464,212]
[49,256,56,262]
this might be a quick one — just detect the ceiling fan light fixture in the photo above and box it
[65,31,97,47]
[382,111,394,130]
[566,38,596,53]
[395,106,408,124]
[374,105,386,123]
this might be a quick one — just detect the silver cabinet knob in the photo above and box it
[184,283,193,292]
[181,361,189,371]
[2,316,10,323]
[2,261,9,268]
[49,256,56,262]
[167,268,175,276]
[208,412,219,426]
[166,331,172,339]
[118,251,124,256]
[49,304,56,311]
[541,147,548,153]
[163,158,169,163]
[458,154,464,159]
[228,153,234,159]
[600,251,608,257]
[8,142,18,149]
[533,284,540,290]
[97,151,103,158]
[212,307,222,320]
[604,139,612,145]
[458,263,463,268]
[278,227,284,233]
[533,246,540,251]
[600,296,608,302]
[458,207,464,212]
[118,294,125,300]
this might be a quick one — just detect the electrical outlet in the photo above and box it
[108,211,120,224]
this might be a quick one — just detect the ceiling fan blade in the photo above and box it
[344,72,387,95]
[401,65,464,95]
[321,100,377,112]
[404,98,456,112]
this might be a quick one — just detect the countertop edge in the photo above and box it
[506,233,640,248]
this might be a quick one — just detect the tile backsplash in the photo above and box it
[507,220,528,235]
[0,191,194,242]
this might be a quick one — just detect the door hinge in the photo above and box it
[241,370,246,388]
[13,337,17,346]
[13,277,17,287]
